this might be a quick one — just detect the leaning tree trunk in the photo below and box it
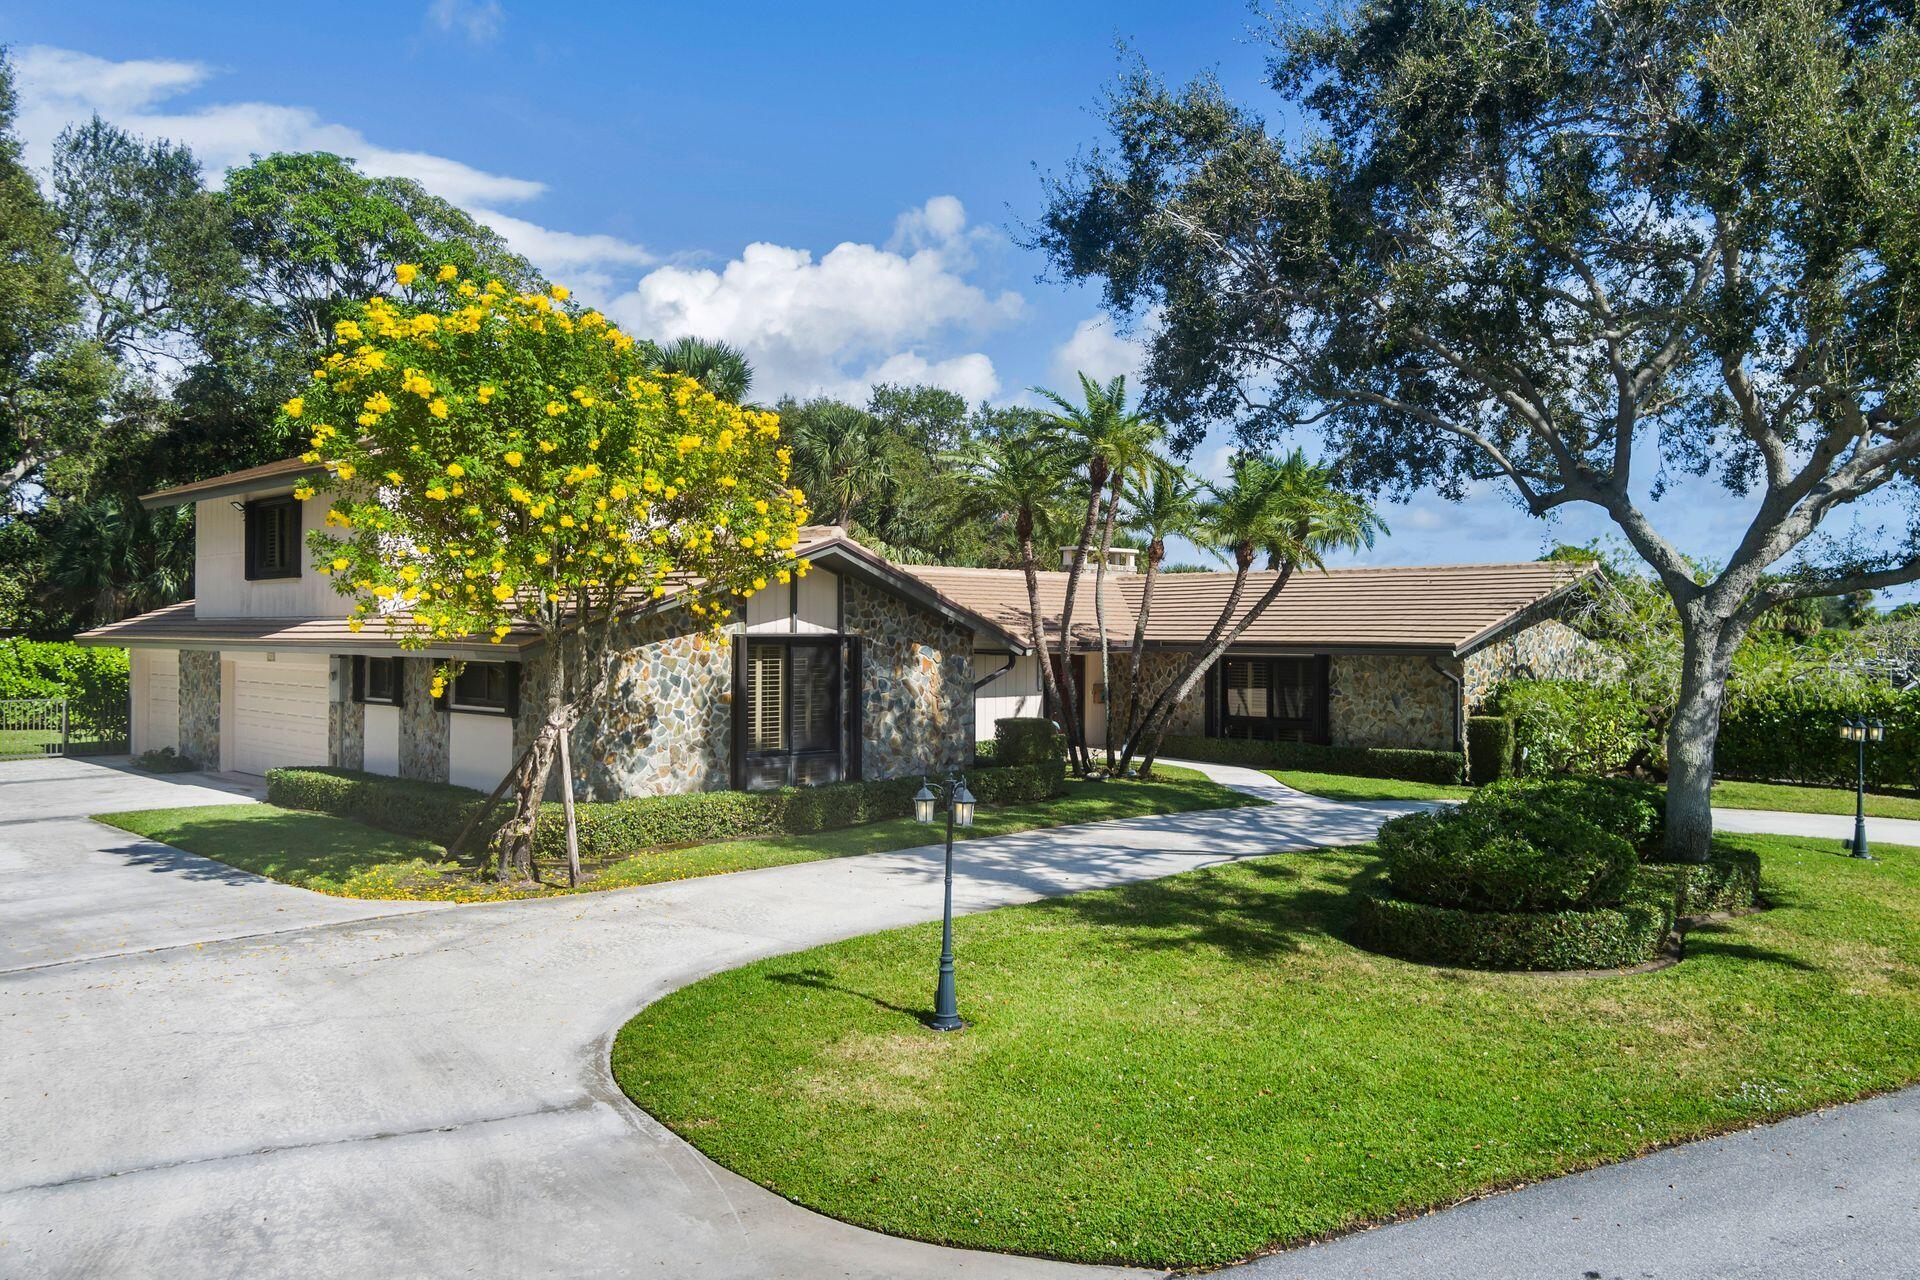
[1055,461,1107,775]
[1663,610,1741,865]
[497,707,568,883]
[1017,508,1068,747]
[1119,541,1163,768]
[1093,473,1124,772]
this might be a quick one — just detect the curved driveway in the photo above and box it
[0,756,1412,1279]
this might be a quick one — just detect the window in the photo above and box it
[244,496,300,580]
[449,662,515,715]
[354,657,402,706]
[739,639,842,788]
[1218,655,1327,742]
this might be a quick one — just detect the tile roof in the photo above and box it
[141,456,322,508]
[908,559,1592,656]
[72,600,544,657]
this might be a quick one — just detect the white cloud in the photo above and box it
[1050,312,1150,387]
[426,0,505,43]
[12,44,650,295]
[609,198,1025,400]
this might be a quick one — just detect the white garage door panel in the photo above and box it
[230,658,330,775]
[142,650,181,755]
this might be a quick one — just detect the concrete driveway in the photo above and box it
[0,756,1415,1279]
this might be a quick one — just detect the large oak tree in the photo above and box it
[1038,0,1920,859]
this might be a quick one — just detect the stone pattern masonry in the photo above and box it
[178,649,220,769]
[844,577,974,782]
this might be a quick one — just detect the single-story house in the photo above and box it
[77,455,1597,798]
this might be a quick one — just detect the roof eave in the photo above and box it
[1450,565,1598,657]
[140,467,325,510]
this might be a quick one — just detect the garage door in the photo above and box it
[229,655,329,775]
[142,650,180,755]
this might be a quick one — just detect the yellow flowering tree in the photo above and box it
[284,262,807,882]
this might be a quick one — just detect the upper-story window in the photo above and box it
[244,496,301,581]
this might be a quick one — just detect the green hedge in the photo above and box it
[1717,681,1920,790]
[0,639,129,738]
[1353,872,1677,971]
[1467,715,1515,783]
[1479,775,1666,858]
[994,717,1067,767]
[1159,735,1465,785]
[1489,678,1652,776]
[1377,797,1638,914]
[268,758,1067,864]
[1646,849,1762,916]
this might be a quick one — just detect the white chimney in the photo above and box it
[1059,546,1140,574]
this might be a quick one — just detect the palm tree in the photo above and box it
[655,336,755,404]
[1121,451,1384,777]
[1031,372,1153,773]
[964,429,1072,736]
[787,399,887,528]
[43,496,194,626]
[1118,459,1206,757]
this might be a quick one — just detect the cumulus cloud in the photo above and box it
[1049,312,1151,388]
[426,0,505,43]
[609,197,1023,401]
[11,45,649,293]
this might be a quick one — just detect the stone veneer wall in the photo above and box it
[1460,618,1602,710]
[178,649,220,769]
[397,657,449,782]
[844,578,973,781]
[517,610,735,802]
[1105,650,1207,743]
[329,657,364,771]
[1328,653,1457,752]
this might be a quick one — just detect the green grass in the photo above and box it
[1711,778,1920,821]
[1266,768,1473,802]
[615,834,1920,1269]
[93,765,1259,903]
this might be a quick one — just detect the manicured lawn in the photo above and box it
[94,766,1259,903]
[1711,778,1920,821]
[615,833,1920,1268]
[1266,768,1473,802]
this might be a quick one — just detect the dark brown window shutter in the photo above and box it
[730,636,748,789]
[842,635,863,781]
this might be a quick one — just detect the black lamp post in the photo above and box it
[912,774,975,1032]
[1839,716,1885,859]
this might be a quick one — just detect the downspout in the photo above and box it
[973,651,1016,691]
[1429,656,1467,758]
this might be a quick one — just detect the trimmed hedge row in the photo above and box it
[1352,874,1678,971]
[267,758,1068,864]
[1480,775,1666,858]
[1159,734,1465,785]
[1466,715,1516,783]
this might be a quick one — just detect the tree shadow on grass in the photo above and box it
[1679,918,1820,972]
[1030,856,1378,961]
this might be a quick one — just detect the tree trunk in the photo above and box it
[1663,611,1738,864]
[1120,540,1163,770]
[497,712,563,883]
[1017,507,1068,748]
[1093,473,1123,773]
[1055,460,1107,774]
[557,720,581,886]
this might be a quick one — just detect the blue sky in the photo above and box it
[7,0,1905,590]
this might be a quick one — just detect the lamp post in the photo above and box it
[1839,717,1885,859]
[912,774,976,1032]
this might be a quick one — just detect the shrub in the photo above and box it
[0,639,129,738]
[1717,678,1920,790]
[1478,775,1666,858]
[1490,678,1653,776]
[1159,734,1465,785]
[994,717,1067,767]
[1467,715,1515,783]
[132,746,197,773]
[1645,849,1762,915]
[1353,873,1677,970]
[1377,798,1638,913]
[268,759,1068,865]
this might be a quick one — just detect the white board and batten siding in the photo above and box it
[448,713,513,792]
[130,649,181,755]
[220,651,331,775]
[744,568,839,634]
[195,495,353,618]
[363,704,402,776]
[973,653,1044,743]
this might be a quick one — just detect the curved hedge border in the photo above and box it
[267,758,1067,864]
[1353,872,1678,971]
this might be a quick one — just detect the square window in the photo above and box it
[360,657,400,705]
[451,663,512,713]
